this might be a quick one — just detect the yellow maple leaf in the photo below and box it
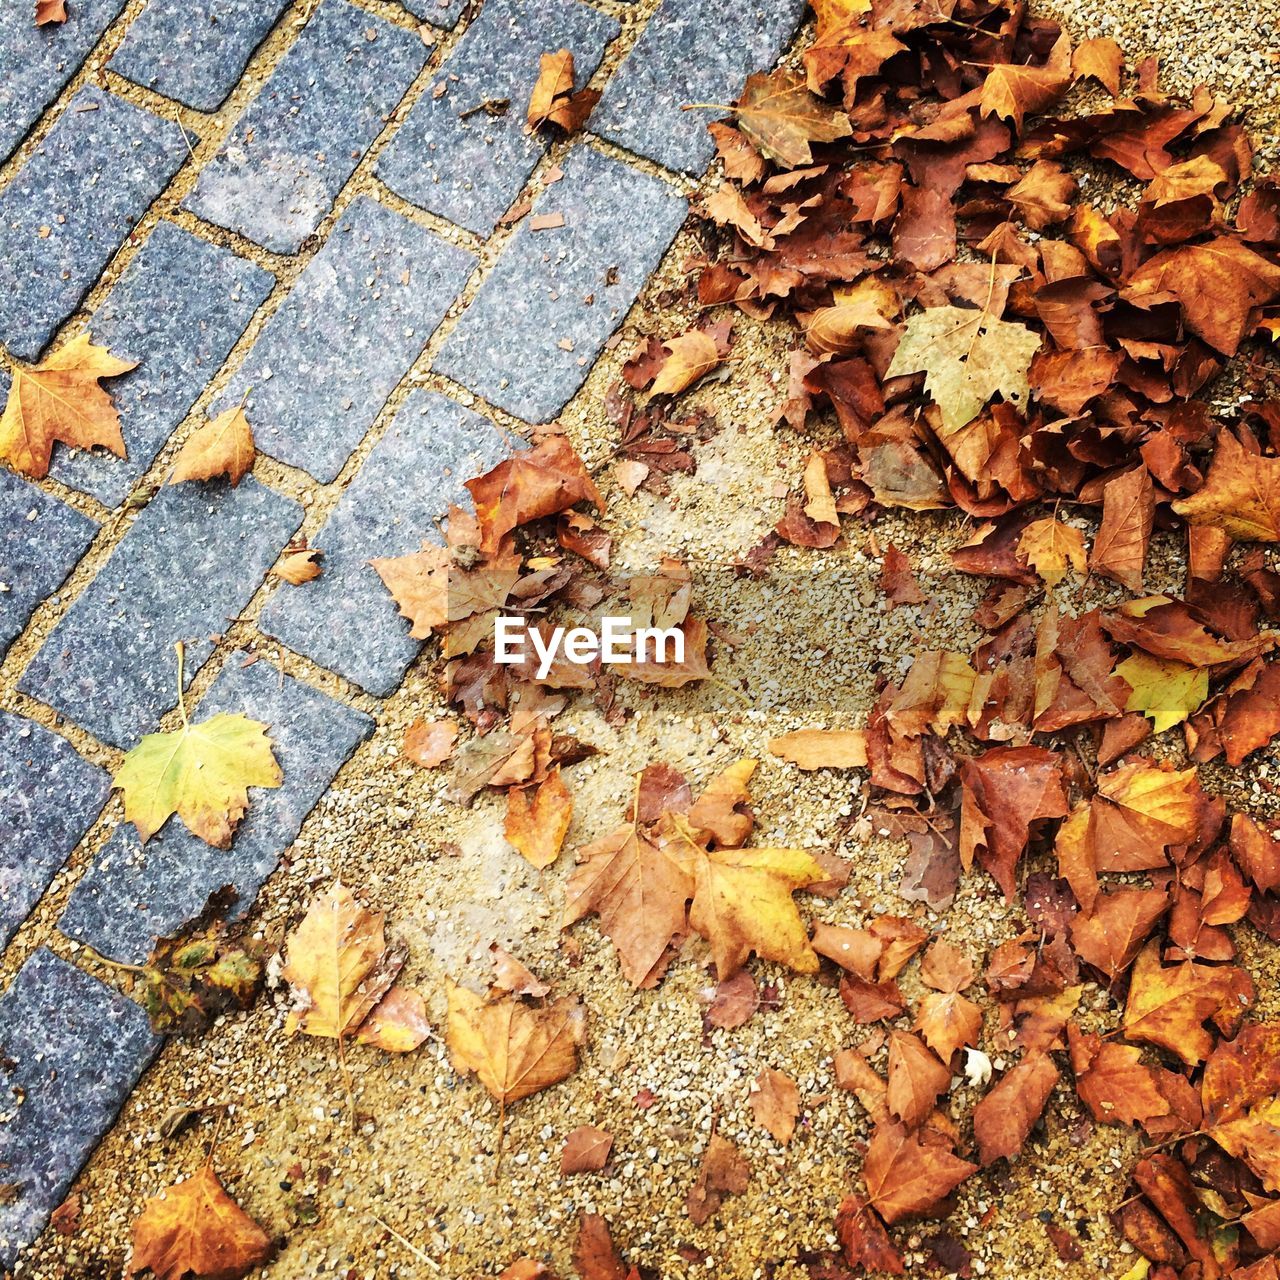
[113,646,281,847]
[0,333,136,478]
[1115,651,1209,732]
[128,1162,273,1280]
[688,844,825,980]
[1016,517,1087,587]
[886,304,1041,431]
[168,405,256,487]
[445,980,585,1104]
[1172,430,1280,542]
[282,882,401,1039]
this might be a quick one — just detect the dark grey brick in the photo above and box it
[0,468,98,660]
[216,196,473,483]
[377,0,619,236]
[0,87,189,362]
[0,948,160,1269]
[259,390,509,695]
[183,0,424,254]
[59,655,372,964]
[110,0,291,112]
[0,0,127,164]
[20,479,301,749]
[50,222,274,509]
[400,0,466,29]
[434,145,686,423]
[0,713,109,951]
[592,0,807,175]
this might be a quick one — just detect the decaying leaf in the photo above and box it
[863,1121,978,1225]
[527,49,599,133]
[128,1163,273,1280]
[767,728,868,769]
[749,1067,800,1145]
[734,69,852,169]
[504,767,573,869]
[1016,517,1087,587]
[686,1134,750,1225]
[168,406,255,487]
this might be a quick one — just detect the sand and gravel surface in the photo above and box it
[12,1,1280,1278]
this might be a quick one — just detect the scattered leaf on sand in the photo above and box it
[403,718,458,768]
[973,1052,1059,1165]
[734,68,852,168]
[1017,517,1087,587]
[370,542,451,639]
[1172,430,1280,542]
[863,1121,978,1224]
[354,986,431,1053]
[128,1163,273,1280]
[768,728,868,769]
[504,767,573,869]
[561,1125,614,1175]
[749,1067,800,1144]
[686,1134,750,1225]
[650,331,721,397]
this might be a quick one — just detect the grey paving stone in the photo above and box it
[0,0,127,165]
[110,0,291,112]
[399,0,466,29]
[183,0,424,254]
[592,0,807,176]
[0,468,98,661]
[20,479,301,749]
[217,196,473,483]
[50,222,274,509]
[0,948,160,1269]
[377,0,619,236]
[59,655,373,964]
[0,87,190,362]
[435,145,686,423]
[259,390,510,695]
[0,713,110,952]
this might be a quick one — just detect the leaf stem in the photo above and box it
[174,641,189,726]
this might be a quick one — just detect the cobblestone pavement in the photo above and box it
[0,0,804,1266]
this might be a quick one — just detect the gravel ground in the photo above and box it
[11,1,1280,1277]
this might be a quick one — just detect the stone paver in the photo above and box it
[377,0,619,236]
[111,0,292,112]
[183,0,425,254]
[592,0,807,175]
[259,390,510,694]
[0,948,160,1269]
[20,479,301,749]
[50,221,274,509]
[0,0,128,164]
[435,145,687,423]
[216,196,473,483]
[0,712,110,951]
[400,0,467,30]
[0,469,98,661]
[60,654,373,963]
[0,87,190,362]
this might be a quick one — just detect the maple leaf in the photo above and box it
[527,50,600,133]
[886,304,1042,432]
[733,69,852,169]
[863,1121,978,1225]
[465,436,603,554]
[915,940,982,1060]
[686,1134,750,1225]
[114,648,282,848]
[1187,658,1280,765]
[1091,466,1154,592]
[1116,652,1208,732]
[168,406,255,487]
[835,1194,904,1275]
[135,895,263,1036]
[1124,237,1280,355]
[650,331,721,396]
[0,333,136,478]
[128,1163,273,1280]
[1016,517,1087,587]
[688,843,825,980]
[972,1051,1058,1165]
[1072,37,1123,95]
[504,767,573,869]
[282,882,403,1040]
[563,823,693,987]
[35,0,67,25]
[749,1067,800,1144]
[1070,886,1170,980]
[1123,941,1254,1065]
[886,1030,951,1128]
[446,980,585,1104]
[370,542,450,640]
[978,34,1072,131]
[1173,430,1280,542]
[1069,1026,1175,1129]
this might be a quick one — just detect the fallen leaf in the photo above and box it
[561,1126,613,1175]
[35,0,67,24]
[1072,37,1124,95]
[168,406,255,487]
[887,1030,951,1128]
[1017,517,1087,587]
[767,728,867,769]
[734,69,852,168]
[504,767,573,869]
[886,305,1041,432]
[527,49,599,133]
[354,986,431,1053]
[973,1051,1058,1165]
[686,1134,750,1225]
[835,1193,904,1274]
[403,718,457,768]
[1117,652,1208,732]
[0,333,136,478]
[1091,466,1154,592]
[446,981,585,1104]
[271,547,323,584]
[863,1121,978,1225]
[370,542,451,639]
[1173,431,1280,542]
[651,331,721,397]
[749,1067,799,1144]
[128,1163,273,1280]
